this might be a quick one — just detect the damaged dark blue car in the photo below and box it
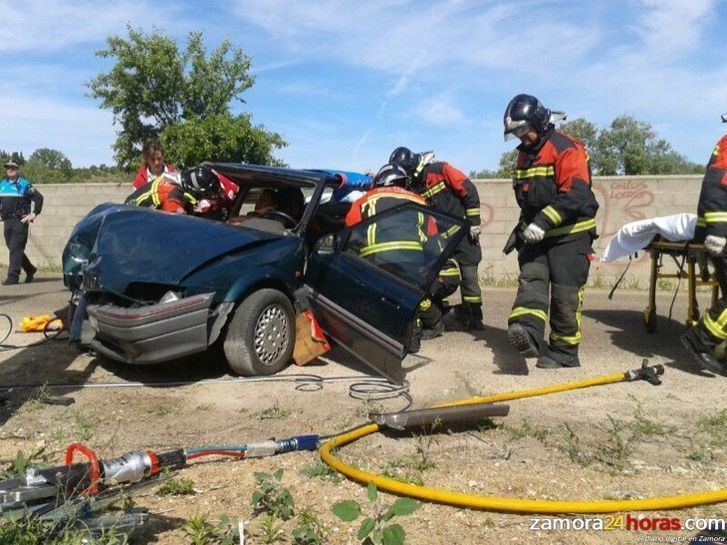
[62,164,465,383]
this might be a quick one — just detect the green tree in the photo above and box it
[24,148,73,183]
[559,118,598,151]
[594,115,701,175]
[87,26,286,169]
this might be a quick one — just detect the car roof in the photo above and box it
[207,163,340,189]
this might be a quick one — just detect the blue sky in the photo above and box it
[2,0,726,174]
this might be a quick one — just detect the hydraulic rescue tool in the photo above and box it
[0,403,508,536]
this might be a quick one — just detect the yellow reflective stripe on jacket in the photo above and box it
[703,212,727,224]
[463,295,482,304]
[440,224,461,239]
[514,166,555,179]
[135,176,163,206]
[417,212,427,244]
[544,218,597,238]
[509,306,547,322]
[359,241,424,257]
[550,286,585,346]
[542,205,563,226]
[697,217,707,227]
[419,298,432,311]
[465,208,480,217]
[422,181,446,199]
[702,312,727,340]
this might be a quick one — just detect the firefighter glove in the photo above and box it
[705,234,727,255]
[522,223,545,243]
[469,225,481,242]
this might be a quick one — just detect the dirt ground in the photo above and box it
[1,276,725,544]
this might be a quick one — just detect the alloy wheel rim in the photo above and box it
[253,304,289,365]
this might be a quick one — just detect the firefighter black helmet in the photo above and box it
[181,166,219,196]
[389,146,420,176]
[373,163,410,188]
[503,94,552,141]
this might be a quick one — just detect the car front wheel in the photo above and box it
[223,289,295,376]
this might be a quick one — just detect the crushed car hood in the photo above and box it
[77,206,280,292]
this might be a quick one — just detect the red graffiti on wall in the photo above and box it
[479,202,495,229]
[593,180,655,239]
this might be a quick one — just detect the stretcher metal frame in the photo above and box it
[643,239,720,332]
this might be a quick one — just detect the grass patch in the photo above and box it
[698,409,727,447]
[157,476,196,496]
[258,404,292,420]
[301,461,342,484]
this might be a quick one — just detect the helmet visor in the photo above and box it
[504,119,531,141]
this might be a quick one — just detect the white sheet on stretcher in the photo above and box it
[601,213,697,262]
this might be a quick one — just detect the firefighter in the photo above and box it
[345,163,444,351]
[502,94,599,369]
[389,147,484,331]
[125,166,220,215]
[680,114,727,376]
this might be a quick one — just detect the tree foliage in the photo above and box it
[87,26,286,169]
[481,115,702,178]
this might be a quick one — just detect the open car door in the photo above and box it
[304,203,467,384]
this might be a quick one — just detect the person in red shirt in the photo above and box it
[502,94,599,369]
[132,141,176,190]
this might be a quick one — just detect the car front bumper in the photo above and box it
[84,293,216,364]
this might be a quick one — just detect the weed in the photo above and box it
[698,409,727,447]
[477,417,500,433]
[0,514,130,544]
[412,425,438,473]
[332,482,420,545]
[195,403,213,411]
[302,460,343,483]
[251,469,295,520]
[71,409,95,441]
[594,416,634,470]
[150,404,172,417]
[157,476,196,496]
[258,514,285,544]
[0,447,48,479]
[258,403,292,420]
[503,418,549,443]
[560,424,592,467]
[589,275,609,290]
[657,279,674,291]
[181,513,237,545]
[292,508,326,545]
[629,397,677,438]
[380,459,424,487]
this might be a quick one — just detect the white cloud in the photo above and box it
[0,0,185,52]
[413,96,466,126]
[631,0,712,60]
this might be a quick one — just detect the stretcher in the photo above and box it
[643,239,720,332]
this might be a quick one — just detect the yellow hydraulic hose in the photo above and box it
[320,370,727,514]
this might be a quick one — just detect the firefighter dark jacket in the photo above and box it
[124,174,197,214]
[695,134,727,241]
[514,128,599,241]
[416,162,481,229]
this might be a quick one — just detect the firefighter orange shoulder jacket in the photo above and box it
[514,130,599,240]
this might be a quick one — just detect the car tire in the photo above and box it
[224,289,295,376]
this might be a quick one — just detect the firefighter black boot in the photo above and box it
[536,345,581,369]
[681,326,727,376]
[507,323,540,358]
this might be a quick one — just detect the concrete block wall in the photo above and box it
[5,176,703,286]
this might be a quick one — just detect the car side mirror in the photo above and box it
[314,233,338,255]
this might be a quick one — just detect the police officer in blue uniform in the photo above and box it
[0,160,43,285]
